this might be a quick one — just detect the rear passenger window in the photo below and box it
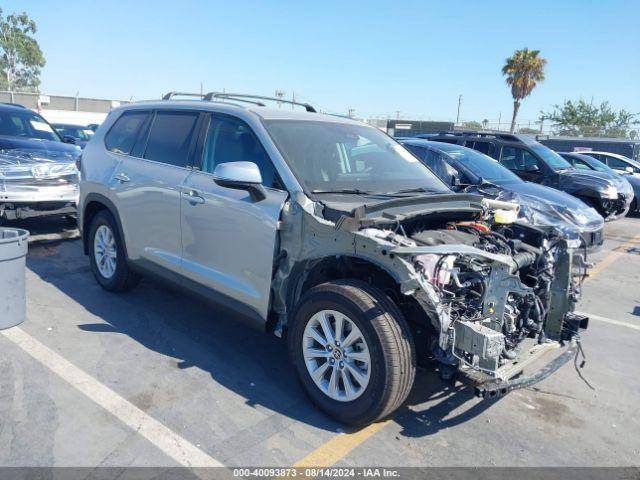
[143,111,199,167]
[105,111,149,155]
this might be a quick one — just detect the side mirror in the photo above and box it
[449,171,461,187]
[524,164,540,173]
[625,166,634,174]
[62,135,76,144]
[213,161,266,202]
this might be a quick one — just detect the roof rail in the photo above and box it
[203,92,317,113]
[434,130,525,143]
[161,92,204,100]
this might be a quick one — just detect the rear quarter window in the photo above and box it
[105,111,149,155]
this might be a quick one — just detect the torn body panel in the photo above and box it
[272,191,586,382]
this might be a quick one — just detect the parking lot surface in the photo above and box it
[1,216,639,468]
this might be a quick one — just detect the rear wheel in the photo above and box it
[288,280,415,426]
[628,198,638,217]
[88,210,139,292]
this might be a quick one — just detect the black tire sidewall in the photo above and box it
[88,211,128,290]
[289,287,394,424]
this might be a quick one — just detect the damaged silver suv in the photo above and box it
[79,93,589,425]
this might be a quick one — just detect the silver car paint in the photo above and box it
[110,155,190,272]
[180,169,287,319]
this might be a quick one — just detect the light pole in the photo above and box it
[456,94,462,126]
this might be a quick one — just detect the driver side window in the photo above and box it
[500,146,541,171]
[201,115,282,189]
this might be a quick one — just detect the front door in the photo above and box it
[180,113,288,321]
[499,145,544,183]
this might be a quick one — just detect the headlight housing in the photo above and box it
[599,185,618,199]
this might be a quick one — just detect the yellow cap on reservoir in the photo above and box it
[494,209,518,224]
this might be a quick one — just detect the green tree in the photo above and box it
[542,99,638,138]
[0,8,45,91]
[502,48,547,133]
[518,127,539,134]
[462,120,483,129]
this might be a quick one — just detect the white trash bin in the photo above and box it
[0,228,29,329]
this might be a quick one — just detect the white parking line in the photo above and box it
[0,326,224,467]
[576,312,640,332]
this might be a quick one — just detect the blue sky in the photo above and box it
[5,0,640,124]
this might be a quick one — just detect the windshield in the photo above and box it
[263,120,450,194]
[54,125,94,141]
[578,155,615,173]
[530,144,572,170]
[0,109,61,142]
[433,144,523,185]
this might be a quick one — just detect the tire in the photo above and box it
[288,279,416,426]
[88,210,139,292]
[629,198,638,217]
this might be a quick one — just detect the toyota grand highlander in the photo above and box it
[79,93,589,425]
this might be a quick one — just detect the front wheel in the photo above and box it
[288,280,415,426]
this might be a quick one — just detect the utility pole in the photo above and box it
[456,94,462,126]
[497,111,502,130]
[395,110,400,120]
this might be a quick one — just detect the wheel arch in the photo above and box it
[285,255,432,332]
[81,193,128,258]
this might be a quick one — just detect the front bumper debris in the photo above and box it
[474,340,577,399]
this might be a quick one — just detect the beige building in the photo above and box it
[0,91,129,126]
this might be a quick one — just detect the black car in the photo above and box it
[428,131,632,220]
[52,123,95,148]
[560,152,638,215]
[0,103,81,156]
[400,139,605,249]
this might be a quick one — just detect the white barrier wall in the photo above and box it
[37,109,108,126]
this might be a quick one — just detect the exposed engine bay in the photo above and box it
[274,194,589,390]
[278,193,590,386]
[409,220,585,374]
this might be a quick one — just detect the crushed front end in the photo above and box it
[0,150,79,221]
[346,195,589,394]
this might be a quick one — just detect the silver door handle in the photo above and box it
[114,172,130,183]
[182,190,205,204]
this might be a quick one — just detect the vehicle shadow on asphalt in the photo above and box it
[395,367,500,437]
[26,238,493,436]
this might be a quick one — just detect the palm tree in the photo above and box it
[502,48,547,133]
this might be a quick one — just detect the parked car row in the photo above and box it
[424,131,635,220]
[3,92,638,425]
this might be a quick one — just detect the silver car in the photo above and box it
[0,149,79,222]
[79,93,589,425]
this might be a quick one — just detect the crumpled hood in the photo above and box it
[0,149,78,180]
[0,135,81,157]
[557,169,617,191]
[465,181,604,237]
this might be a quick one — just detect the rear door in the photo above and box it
[109,109,201,274]
[180,113,288,322]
